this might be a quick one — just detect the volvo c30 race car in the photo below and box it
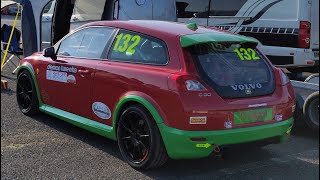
[16,20,295,169]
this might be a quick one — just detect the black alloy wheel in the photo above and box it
[16,70,39,115]
[117,104,168,170]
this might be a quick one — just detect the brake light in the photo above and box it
[169,74,207,91]
[298,21,311,49]
[186,80,207,91]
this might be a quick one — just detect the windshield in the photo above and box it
[188,42,275,98]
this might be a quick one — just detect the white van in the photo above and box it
[177,0,319,73]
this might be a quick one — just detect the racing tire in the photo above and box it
[303,92,319,131]
[117,104,168,170]
[16,70,39,116]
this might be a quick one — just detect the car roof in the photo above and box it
[82,20,224,37]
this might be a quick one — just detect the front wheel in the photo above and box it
[16,70,39,116]
[117,104,168,170]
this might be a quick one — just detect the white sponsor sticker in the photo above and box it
[46,70,67,83]
[190,116,207,124]
[224,121,232,129]
[92,102,111,120]
[67,75,76,84]
[275,114,283,121]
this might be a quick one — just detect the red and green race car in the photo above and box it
[16,20,295,169]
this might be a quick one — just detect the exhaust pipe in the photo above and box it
[211,144,223,159]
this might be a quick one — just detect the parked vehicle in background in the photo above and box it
[177,0,319,73]
[1,1,21,15]
[16,20,295,169]
[291,73,319,131]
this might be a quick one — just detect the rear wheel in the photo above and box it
[117,104,168,170]
[16,70,39,115]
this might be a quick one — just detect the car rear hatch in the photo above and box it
[181,33,275,98]
[174,33,294,130]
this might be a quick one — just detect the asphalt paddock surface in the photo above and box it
[1,62,319,180]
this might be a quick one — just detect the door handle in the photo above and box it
[78,69,90,77]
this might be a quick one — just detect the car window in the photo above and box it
[57,27,114,59]
[108,30,168,65]
[187,42,275,98]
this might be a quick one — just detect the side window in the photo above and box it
[210,0,248,16]
[177,0,210,18]
[108,30,168,65]
[57,27,114,59]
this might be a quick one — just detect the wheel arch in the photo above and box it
[112,92,167,137]
[16,62,43,106]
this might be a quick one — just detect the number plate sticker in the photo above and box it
[46,70,67,83]
[234,108,273,125]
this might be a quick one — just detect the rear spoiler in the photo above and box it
[180,33,259,48]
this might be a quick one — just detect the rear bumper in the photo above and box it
[158,118,294,159]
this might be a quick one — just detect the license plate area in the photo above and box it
[234,108,273,125]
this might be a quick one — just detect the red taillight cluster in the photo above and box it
[168,74,207,92]
[298,21,311,49]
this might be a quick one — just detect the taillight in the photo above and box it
[298,21,311,49]
[168,74,207,92]
[185,80,207,91]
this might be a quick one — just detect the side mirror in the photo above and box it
[43,46,57,60]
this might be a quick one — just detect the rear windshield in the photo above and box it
[188,42,275,98]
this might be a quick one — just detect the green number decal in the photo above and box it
[234,48,260,60]
[113,33,141,55]
[234,48,244,60]
[248,48,260,60]
[113,33,123,51]
[127,35,141,54]
[118,34,131,52]
[240,48,252,60]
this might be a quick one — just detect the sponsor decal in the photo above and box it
[190,116,207,124]
[67,75,76,84]
[275,114,283,121]
[47,64,77,73]
[36,68,39,74]
[231,83,262,91]
[224,121,232,129]
[46,70,67,83]
[196,143,211,148]
[46,64,78,83]
[92,102,111,120]
[234,108,273,125]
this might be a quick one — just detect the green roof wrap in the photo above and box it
[180,33,259,47]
